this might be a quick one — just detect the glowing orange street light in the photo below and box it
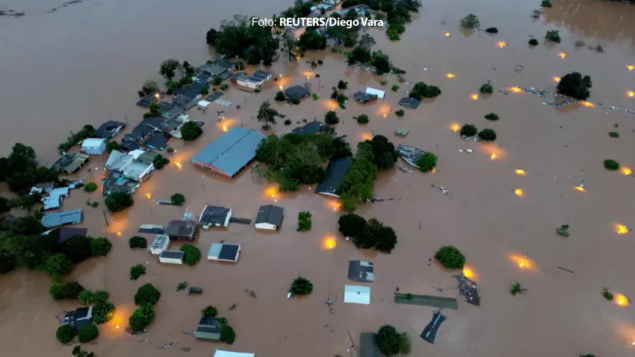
[553,76,561,82]
[279,85,283,90]
[117,232,122,237]
[628,91,635,98]
[462,265,475,279]
[450,123,460,132]
[322,236,337,250]
[628,65,634,71]
[383,113,387,118]
[445,32,451,37]
[514,188,524,197]
[515,169,526,176]
[497,41,507,48]
[616,224,629,235]
[509,87,522,93]
[581,101,595,107]
[145,193,151,199]
[621,167,632,176]
[222,125,228,132]
[175,162,182,169]
[446,73,455,79]
[490,153,497,160]
[558,52,567,59]
[615,294,629,306]
[471,94,479,100]
[574,186,586,192]
[431,168,437,174]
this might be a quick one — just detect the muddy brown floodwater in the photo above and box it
[2,0,635,356]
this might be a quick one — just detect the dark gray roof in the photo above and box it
[194,73,212,83]
[142,131,170,151]
[421,312,446,344]
[206,91,224,102]
[158,102,174,112]
[46,227,88,244]
[160,250,185,259]
[315,157,353,196]
[162,105,185,119]
[348,260,374,282]
[120,141,141,152]
[165,220,198,240]
[252,70,272,80]
[51,153,89,173]
[396,145,426,168]
[291,121,324,135]
[161,118,181,133]
[284,85,310,100]
[174,87,200,99]
[360,333,382,357]
[255,205,284,226]
[102,169,139,197]
[399,97,421,109]
[136,94,155,108]
[219,244,240,261]
[41,209,82,228]
[64,306,93,332]
[192,128,265,177]
[200,205,231,227]
[353,92,377,103]
[95,120,126,140]
[140,117,165,130]
[195,317,221,340]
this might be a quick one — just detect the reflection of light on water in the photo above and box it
[628,91,635,98]
[279,85,283,90]
[175,162,182,170]
[622,167,632,175]
[616,224,629,235]
[471,94,478,100]
[574,186,586,192]
[553,76,561,82]
[431,168,436,174]
[446,73,455,79]
[616,294,630,307]
[361,132,373,141]
[490,153,497,160]
[515,169,526,176]
[509,87,522,93]
[558,52,567,59]
[445,32,451,37]
[117,231,122,237]
[514,188,524,197]
[383,113,387,118]
[450,123,460,132]
[462,265,475,279]
[509,254,534,270]
[223,125,228,132]
[581,101,595,107]
[329,200,341,211]
[628,65,634,71]
[322,236,337,250]
[145,193,151,199]
[497,41,507,48]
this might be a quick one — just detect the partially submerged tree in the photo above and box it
[130,264,146,280]
[170,193,185,206]
[416,152,437,173]
[434,246,466,269]
[213,15,279,64]
[56,324,76,344]
[325,110,340,125]
[556,224,570,237]
[105,192,133,212]
[298,29,327,50]
[371,51,392,74]
[478,129,497,141]
[603,159,620,171]
[297,211,312,232]
[134,284,161,306]
[181,244,201,266]
[159,59,182,81]
[129,236,147,249]
[153,154,170,169]
[557,72,592,100]
[84,182,97,192]
[510,282,527,296]
[485,27,498,34]
[338,213,367,238]
[545,30,561,43]
[479,83,494,94]
[356,114,369,124]
[460,14,480,29]
[528,38,539,46]
[205,28,217,45]
[460,124,478,137]
[484,113,499,121]
[129,304,154,331]
[377,325,411,356]
[602,287,613,300]
[181,121,202,141]
[202,305,218,318]
[289,277,313,296]
[78,323,99,343]
[409,82,441,100]
[257,100,279,130]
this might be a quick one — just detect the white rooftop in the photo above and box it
[82,138,107,148]
[213,351,255,357]
[344,285,371,305]
[198,100,211,108]
[365,87,385,99]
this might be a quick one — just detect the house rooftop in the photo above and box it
[123,161,153,179]
[252,70,272,80]
[396,145,426,168]
[142,131,170,151]
[63,306,93,332]
[95,120,126,140]
[208,243,240,262]
[291,121,324,135]
[255,205,284,226]
[195,317,221,340]
[51,153,89,173]
[399,97,421,109]
[200,205,231,227]
[284,85,310,100]
[43,227,88,244]
[102,170,139,197]
[192,128,265,178]
[159,250,185,259]
[348,260,375,282]
[41,209,82,228]
[198,63,231,77]
[105,150,133,171]
[165,220,198,239]
[360,333,382,357]
[41,187,70,210]
[150,234,169,249]
[136,94,156,108]
[353,91,378,103]
[315,156,353,197]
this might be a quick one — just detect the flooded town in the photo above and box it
[1,0,635,356]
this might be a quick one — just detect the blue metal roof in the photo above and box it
[41,209,82,228]
[192,128,265,177]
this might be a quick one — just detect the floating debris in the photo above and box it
[609,103,635,115]
[522,87,551,97]
[157,342,174,350]
[397,166,414,173]
[454,273,480,306]
[182,331,195,336]
[181,347,191,352]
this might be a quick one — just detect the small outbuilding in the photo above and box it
[348,260,374,282]
[149,234,170,255]
[252,70,273,81]
[195,317,221,340]
[207,243,241,262]
[41,209,82,228]
[353,91,378,103]
[395,128,409,137]
[159,250,185,264]
[291,121,324,135]
[365,87,385,99]
[284,85,310,101]
[315,157,353,197]
[198,100,211,109]
[399,97,421,109]
[81,138,107,155]
[420,312,446,344]
[51,153,89,173]
[344,285,371,305]
[199,205,232,229]
[255,205,284,230]
[213,351,255,357]
[360,333,382,357]
[165,220,198,241]
[95,120,126,140]
[63,306,93,332]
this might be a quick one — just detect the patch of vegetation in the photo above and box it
[338,214,398,253]
[545,30,561,43]
[105,192,133,212]
[58,125,97,153]
[325,110,340,125]
[485,27,498,34]
[153,154,170,169]
[434,246,466,269]
[391,85,399,92]
[380,79,388,85]
[134,283,161,306]
[82,290,115,324]
[484,113,499,121]
[510,282,527,296]
[337,150,378,204]
[594,44,604,53]
[609,132,619,138]
[129,303,155,332]
[0,143,60,195]
[181,244,201,266]
[479,83,494,94]
[416,152,437,173]
[312,93,319,100]
[284,119,292,126]
[541,0,552,7]
[574,40,586,47]
[409,81,441,100]
[213,77,223,86]
[297,211,312,232]
[181,121,202,141]
[338,80,348,90]
[44,254,74,280]
[460,124,478,137]
[358,135,399,170]
[90,238,112,257]
[528,38,539,46]
[257,100,280,130]
[78,290,94,305]
[71,346,97,357]
[377,325,411,356]
[275,91,286,101]
[170,193,185,206]
[50,281,84,300]
[57,324,76,344]
[603,159,620,171]
[208,15,278,64]
[557,72,592,100]
[395,109,405,117]
[460,14,480,29]
[129,236,147,249]
[356,114,369,124]
[602,287,613,300]
[78,323,99,343]
[220,322,236,344]
[290,277,314,296]
[298,28,327,50]
[556,225,570,237]
[478,129,497,141]
[130,264,146,280]
[202,305,218,318]
[177,281,189,291]
[220,83,229,90]
[84,182,97,192]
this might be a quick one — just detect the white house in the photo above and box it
[81,138,107,155]
[365,87,385,99]
[149,234,170,255]
[254,205,284,230]
[213,350,255,357]
[344,285,371,305]
[123,161,154,181]
[207,243,241,262]
[236,75,264,90]
[159,250,184,264]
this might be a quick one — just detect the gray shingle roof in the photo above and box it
[159,250,185,259]
[348,260,375,282]
[41,209,82,228]
[200,205,231,227]
[195,317,221,340]
[218,244,240,261]
[291,122,324,135]
[315,157,353,196]
[360,333,382,357]
[255,205,284,226]
[192,128,265,177]
[284,85,310,100]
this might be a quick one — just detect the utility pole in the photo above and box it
[102,210,109,226]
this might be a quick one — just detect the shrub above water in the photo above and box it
[434,246,466,269]
[603,159,619,171]
[416,152,437,173]
[478,129,497,141]
[356,114,369,124]
[460,124,478,137]
[545,30,561,43]
[56,324,76,344]
[290,277,314,296]
[479,83,494,94]
[485,27,498,34]
[528,39,539,46]
[129,236,147,249]
[484,113,499,121]
[460,14,480,29]
[557,72,592,100]
[78,323,99,343]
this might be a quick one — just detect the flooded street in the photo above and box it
[2,0,635,356]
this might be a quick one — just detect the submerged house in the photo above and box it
[344,285,371,305]
[291,121,324,135]
[348,260,374,282]
[365,87,385,99]
[195,317,221,340]
[41,187,70,210]
[192,127,265,178]
[95,120,126,140]
[353,91,378,103]
[315,156,353,197]
[51,153,89,174]
[165,220,199,241]
[149,234,170,255]
[136,94,157,108]
[231,72,264,90]
[142,131,170,152]
[159,250,184,264]
[421,312,446,344]
[63,306,93,332]
[395,145,426,168]
[252,70,273,82]
[199,205,232,229]
[41,209,82,228]
[213,351,255,357]
[102,170,140,197]
[198,61,233,79]
[284,85,310,101]
[81,138,107,155]
[360,333,382,357]
[255,205,283,230]
[399,97,421,109]
[123,161,154,181]
[43,227,88,244]
[207,243,241,262]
